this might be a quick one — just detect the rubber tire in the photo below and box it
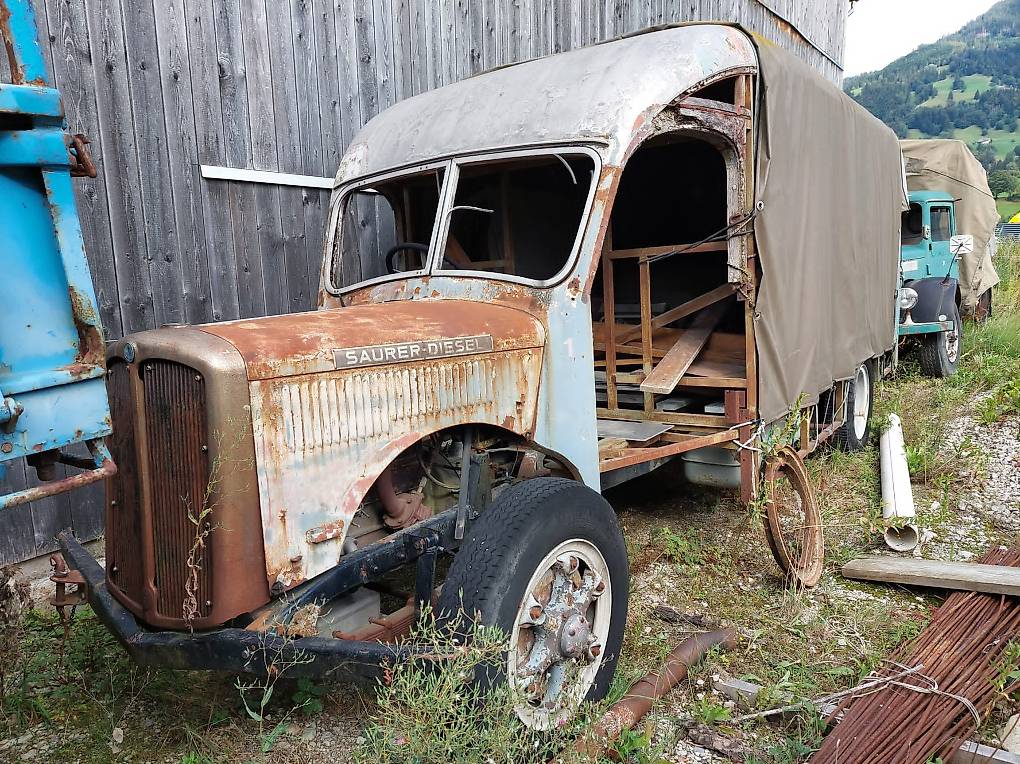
[833,360,874,452]
[436,477,629,704]
[918,300,961,378]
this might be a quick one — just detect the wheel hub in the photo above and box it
[515,553,606,709]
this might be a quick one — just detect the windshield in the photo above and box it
[331,151,596,291]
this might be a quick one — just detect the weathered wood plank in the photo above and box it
[842,557,1020,597]
[153,0,214,324]
[185,0,240,322]
[640,299,732,394]
[83,0,154,333]
[121,0,187,327]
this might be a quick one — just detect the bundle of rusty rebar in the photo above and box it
[812,546,1020,764]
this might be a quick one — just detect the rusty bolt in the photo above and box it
[568,627,577,637]
[1,443,11,454]
[529,604,543,621]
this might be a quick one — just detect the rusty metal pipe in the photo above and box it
[574,628,738,757]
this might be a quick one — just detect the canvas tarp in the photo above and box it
[899,139,1000,309]
[752,37,904,424]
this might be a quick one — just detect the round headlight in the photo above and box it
[899,287,918,311]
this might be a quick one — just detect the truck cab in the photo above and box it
[898,190,967,377]
[55,24,903,729]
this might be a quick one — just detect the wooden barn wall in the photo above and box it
[0,0,846,564]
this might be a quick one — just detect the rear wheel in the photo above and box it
[919,300,961,378]
[834,361,874,451]
[437,478,628,730]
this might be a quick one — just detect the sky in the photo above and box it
[844,0,1001,77]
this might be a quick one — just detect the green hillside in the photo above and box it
[846,0,1020,179]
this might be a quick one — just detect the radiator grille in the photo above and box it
[142,361,213,620]
[105,361,144,605]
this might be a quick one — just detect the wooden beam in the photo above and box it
[842,557,1020,597]
[640,300,732,395]
[599,429,739,472]
[601,225,618,410]
[617,283,738,344]
[608,241,728,260]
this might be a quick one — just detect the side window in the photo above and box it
[438,154,595,282]
[930,206,952,242]
[901,203,923,245]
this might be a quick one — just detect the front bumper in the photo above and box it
[57,530,431,679]
[898,319,954,337]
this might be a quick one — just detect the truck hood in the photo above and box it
[197,300,546,380]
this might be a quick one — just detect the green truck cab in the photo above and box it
[898,190,970,377]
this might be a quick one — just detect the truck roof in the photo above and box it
[334,24,758,184]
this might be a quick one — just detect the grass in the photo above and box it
[997,199,1020,222]
[919,74,993,108]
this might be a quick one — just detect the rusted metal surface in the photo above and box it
[104,330,269,630]
[762,447,824,588]
[248,346,543,591]
[199,300,545,381]
[814,546,1020,763]
[574,628,738,757]
[66,133,97,178]
[375,465,429,530]
[0,439,115,509]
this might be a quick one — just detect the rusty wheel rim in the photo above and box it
[762,447,824,588]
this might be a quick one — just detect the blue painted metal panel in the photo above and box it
[1,0,113,509]
[898,320,953,337]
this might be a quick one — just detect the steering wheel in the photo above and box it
[385,242,430,274]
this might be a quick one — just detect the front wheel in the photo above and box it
[436,478,629,730]
[919,300,961,378]
[834,361,874,451]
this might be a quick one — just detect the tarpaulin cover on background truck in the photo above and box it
[334,23,902,424]
[900,139,1000,309]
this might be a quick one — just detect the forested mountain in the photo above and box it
[846,0,1020,176]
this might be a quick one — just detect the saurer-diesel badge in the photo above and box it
[333,335,495,369]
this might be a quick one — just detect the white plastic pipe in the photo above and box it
[880,413,919,552]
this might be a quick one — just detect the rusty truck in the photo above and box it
[57,24,905,728]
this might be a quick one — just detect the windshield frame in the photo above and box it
[325,145,602,296]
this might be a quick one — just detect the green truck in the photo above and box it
[898,140,1000,378]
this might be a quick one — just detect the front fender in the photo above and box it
[906,277,958,324]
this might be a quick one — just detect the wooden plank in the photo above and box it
[266,0,313,315]
[842,557,1020,597]
[608,241,729,260]
[153,0,214,325]
[596,419,672,443]
[242,0,286,317]
[121,0,187,327]
[617,283,738,343]
[641,299,732,394]
[599,429,739,473]
[185,0,240,322]
[84,0,154,333]
[638,256,654,412]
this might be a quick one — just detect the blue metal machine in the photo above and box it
[0,0,115,508]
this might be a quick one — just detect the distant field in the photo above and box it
[951,126,1020,159]
[998,199,1020,222]
[920,74,993,107]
